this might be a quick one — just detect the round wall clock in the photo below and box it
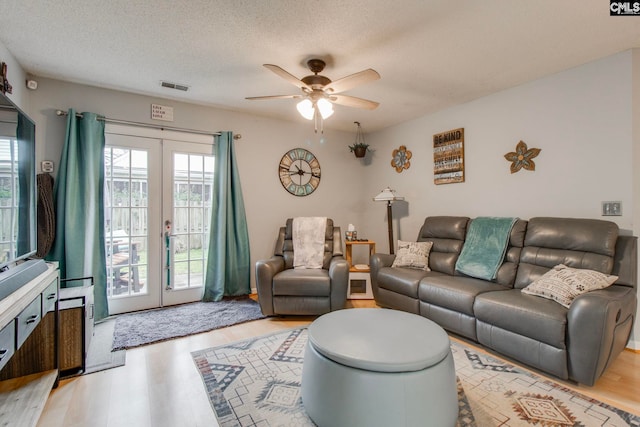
[278,148,321,196]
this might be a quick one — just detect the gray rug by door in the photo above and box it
[84,318,126,374]
[112,297,266,351]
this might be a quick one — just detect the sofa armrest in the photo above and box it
[370,253,396,300]
[567,285,637,385]
[255,256,285,316]
[329,256,349,310]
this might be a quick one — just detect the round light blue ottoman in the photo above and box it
[301,308,458,427]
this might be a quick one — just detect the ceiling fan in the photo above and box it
[246,59,380,132]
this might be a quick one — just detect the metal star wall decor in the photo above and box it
[504,140,541,173]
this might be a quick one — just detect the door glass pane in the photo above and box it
[105,147,149,298]
[171,152,213,289]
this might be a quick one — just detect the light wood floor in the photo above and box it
[38,299,640,427]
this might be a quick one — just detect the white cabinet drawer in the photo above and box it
[16,296,41,349]
[42,279,58,314]
[0,320,15,371]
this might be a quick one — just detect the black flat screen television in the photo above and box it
[0,92,37,271]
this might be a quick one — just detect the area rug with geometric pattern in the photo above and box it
[192,328,640,427]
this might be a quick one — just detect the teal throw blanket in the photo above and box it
[455,217,517,281]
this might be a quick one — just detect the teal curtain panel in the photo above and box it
[47,109,109,320]
[203,132,251,301]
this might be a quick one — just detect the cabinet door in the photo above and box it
[59,305,84,373]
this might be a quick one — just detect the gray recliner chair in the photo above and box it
[255,218,349,316]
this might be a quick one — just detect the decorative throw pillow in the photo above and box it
[522,264,618,308]
[391,240,433,271]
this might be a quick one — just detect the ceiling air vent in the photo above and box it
[160,81,189,91]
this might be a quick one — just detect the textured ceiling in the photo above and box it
[1,1,639,132]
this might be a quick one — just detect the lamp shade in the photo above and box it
[296,99,314,120]
[316,98,334,119]
[373,187,404,202]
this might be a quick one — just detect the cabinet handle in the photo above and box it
[47,293,56,300]
[0,349,7,360]
[26,315,39,324]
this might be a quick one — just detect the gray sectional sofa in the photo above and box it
[370,216,637,386]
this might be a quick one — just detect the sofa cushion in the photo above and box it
[377,267,441,298]
[521,264,618,308]
[416,216,469,275]
[493,219,527,287]
[273,269,331,296]
[524,217,618,257]
[391,240,433,271]
[474,289,568,348]
[419,276,508,316]
[514,217,619,289]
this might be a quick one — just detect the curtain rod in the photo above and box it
[55,109,241,139]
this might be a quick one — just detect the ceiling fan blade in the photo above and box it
[330,94,379,110]
[245,94,303,101]
[323,69,380,94]
[263,64,311,91]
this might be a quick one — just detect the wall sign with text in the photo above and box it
[433,128,465,185]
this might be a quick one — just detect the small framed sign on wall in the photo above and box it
[433,128,464,185]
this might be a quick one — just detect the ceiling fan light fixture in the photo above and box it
[248,58,380,131]
[296,99,314,120]
[317,98,334,119]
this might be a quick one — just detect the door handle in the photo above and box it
[164,220,173,290]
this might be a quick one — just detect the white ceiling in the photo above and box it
[1,1,639,132]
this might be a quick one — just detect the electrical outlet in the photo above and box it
[602,201,622,216]
[41,160,54,173]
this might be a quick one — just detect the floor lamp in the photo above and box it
[373,187,404,254]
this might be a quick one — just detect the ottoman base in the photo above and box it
[301,340,458,427]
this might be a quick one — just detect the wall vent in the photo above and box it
[160,81,189,91]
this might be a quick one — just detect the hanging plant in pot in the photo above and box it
[349,121,370,158]
[349,142,370,158]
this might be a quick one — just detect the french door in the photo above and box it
[104,125,215,315]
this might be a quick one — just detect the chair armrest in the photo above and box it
[329,256,349,310]
[567,285,637,385]
[255,256,285,316]
[370,253,396,300]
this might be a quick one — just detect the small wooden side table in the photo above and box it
[344,240,375,299]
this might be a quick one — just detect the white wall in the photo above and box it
[361,50,639,349]
[27,77,365,293]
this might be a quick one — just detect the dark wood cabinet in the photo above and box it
[59,283,94,376]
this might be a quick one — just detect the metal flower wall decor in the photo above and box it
[504,140,541,173]
[391,145,412,173]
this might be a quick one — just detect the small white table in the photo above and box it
[345,240,375,299]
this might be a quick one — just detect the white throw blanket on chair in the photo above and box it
[293,217,327,269]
